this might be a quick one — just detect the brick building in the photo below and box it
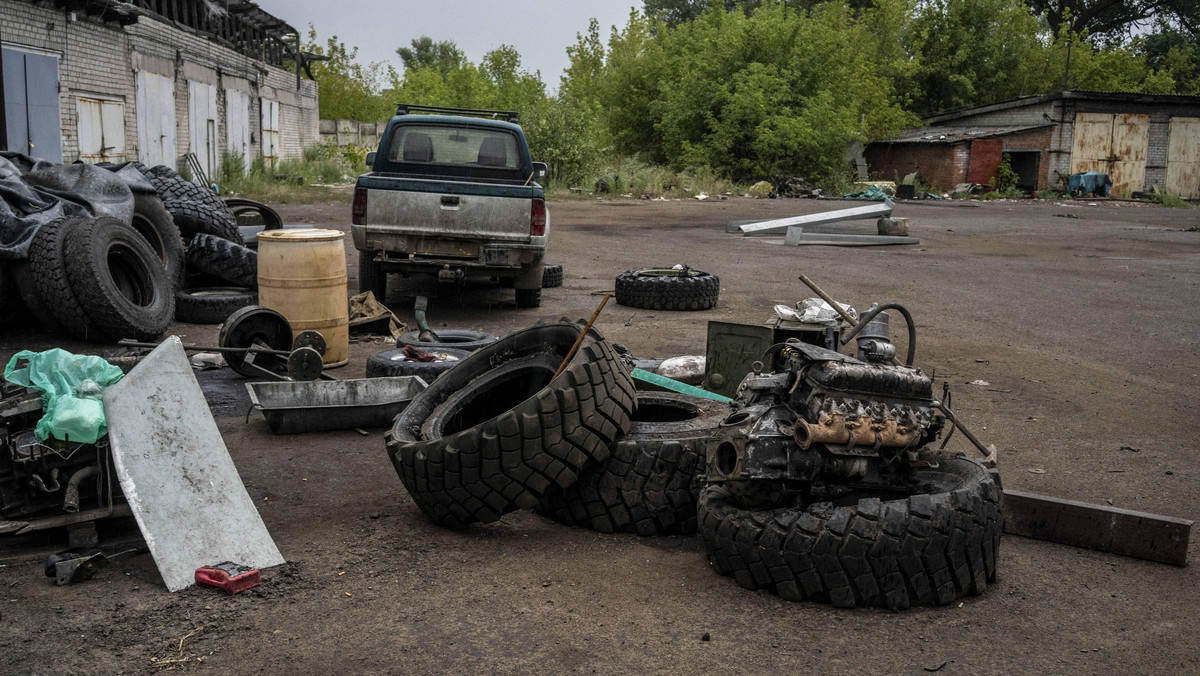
[0,0,319,177]
[865,91,1200,198]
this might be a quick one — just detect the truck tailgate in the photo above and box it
[362,176,535,242]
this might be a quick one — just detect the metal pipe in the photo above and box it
[63,466,98,513]
[793,415,920,451]
[117,340,291,357]
[933,401,997,467]
[841,303,918,367]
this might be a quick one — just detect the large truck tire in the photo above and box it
[63,216,175,341]
[697,456,1002,610]
[175,287,257,325]
[615,267,719,311]
[542,263,563,288]
[185,233,258,288]
[18,216,101,340]
[385,322,637,530]
[149,173,240,243]
[536,392,729,536]
[131,192,185,287]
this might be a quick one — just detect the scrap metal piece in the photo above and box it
[102,337,285,592]
[783,229,920,246]
[738,199,894,235]
[1003,489,1192,566]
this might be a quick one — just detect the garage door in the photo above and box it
[77,97,126,163]
[1070,113,1148,197]
[136,71,177,169]
[1166,117,1200,199]
[2,47,62,162]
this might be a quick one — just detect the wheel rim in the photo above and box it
[634,267,700,278]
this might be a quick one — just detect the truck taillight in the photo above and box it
[531,198,546,236]
[352,186,367,225]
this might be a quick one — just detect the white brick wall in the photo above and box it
[0,0,318,167]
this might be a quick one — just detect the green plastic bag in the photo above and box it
[4,348,124,443]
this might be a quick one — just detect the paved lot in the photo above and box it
[2,197,1198,674]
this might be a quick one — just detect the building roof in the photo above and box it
[926,90,1200,124]
[873,124,1053,145]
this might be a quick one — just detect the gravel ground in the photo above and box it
[1,196,1197,675]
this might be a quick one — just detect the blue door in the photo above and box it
[2,48,62,162]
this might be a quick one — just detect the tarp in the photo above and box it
[1068,171,1112,197]
[843,184,892,201]
[3,348,124,443]
[0,154,153,259]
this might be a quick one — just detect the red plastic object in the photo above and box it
[195,562,261,595]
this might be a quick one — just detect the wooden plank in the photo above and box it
[1003,489,1192,566]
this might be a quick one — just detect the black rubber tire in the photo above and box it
[358,252,387,300]
[615,267,720,311]
[149,173,240,243]
[697,456,1002,610]
[63,216,175,341]
[536,392,730,535]
[20,216,103,340]
[131,192,185,288]
[175,286,257,324]
[385,322,637,530]
[224,197,283,230]
[365,347,471,382]
[396,330,498,352]
[515,287,542,308]
[185,233,258,288]
[542,263,563,288]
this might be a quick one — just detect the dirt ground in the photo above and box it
[1,196,1198,674]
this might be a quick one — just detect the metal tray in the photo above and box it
[246,376,428,434]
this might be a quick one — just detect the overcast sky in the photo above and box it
[254,0,642,90]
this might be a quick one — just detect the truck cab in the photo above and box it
[351,104,549,307]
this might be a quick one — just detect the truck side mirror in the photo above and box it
[365,151,376,167]
[532,162,548,179]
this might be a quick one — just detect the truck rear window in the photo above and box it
[388,125,521,171]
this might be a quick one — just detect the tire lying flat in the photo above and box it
[365,347,471,382]
[186,233,258,288]
[395,330,498,353]
[537,392,729,535]
[385,322,637,530]
[64,216,175,341]
[697,456,1002,610]
[615,267,719,311]
[175,287,257,324]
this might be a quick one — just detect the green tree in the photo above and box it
[304,26,395,120]
[396,37,466,73]
[1027,0,1199,42]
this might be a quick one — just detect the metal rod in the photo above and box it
[117,340,291,357]
[797,273,859,326]
[552,294,611,380]
[934,400,997,466]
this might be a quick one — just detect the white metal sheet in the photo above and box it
[100,99,126,161]
[1167,117,1200,199]
[76,98,103,161]
[103,337,285,592]
[738,200,894,235]
[136,71,176,169]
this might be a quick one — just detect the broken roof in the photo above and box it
[873,125,1053,145]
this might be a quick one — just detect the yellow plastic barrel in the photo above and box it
[256,229,349,367]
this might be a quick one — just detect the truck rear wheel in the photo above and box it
[515,287,541,308]
[359,253,387,301]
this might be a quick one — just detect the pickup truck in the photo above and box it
[352,104,549,308]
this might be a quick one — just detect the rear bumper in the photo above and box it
[353,225,543,279]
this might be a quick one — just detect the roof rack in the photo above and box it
[395,104,520,124]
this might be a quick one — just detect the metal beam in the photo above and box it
[1003,489,1192,566]
[738,199,894,236]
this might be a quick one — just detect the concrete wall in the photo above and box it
[0,1,318,168]
[319,119,388,150]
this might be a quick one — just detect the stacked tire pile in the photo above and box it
[384,321,729,535]
[138,164,260,325]
[4,163,261,339]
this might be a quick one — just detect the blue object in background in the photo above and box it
[1068,172,1112,197]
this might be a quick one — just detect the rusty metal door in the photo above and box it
[260,98,279,167]
[1070,113,1148,197]
[1166,117,1200,199]
[76,97,125,163]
